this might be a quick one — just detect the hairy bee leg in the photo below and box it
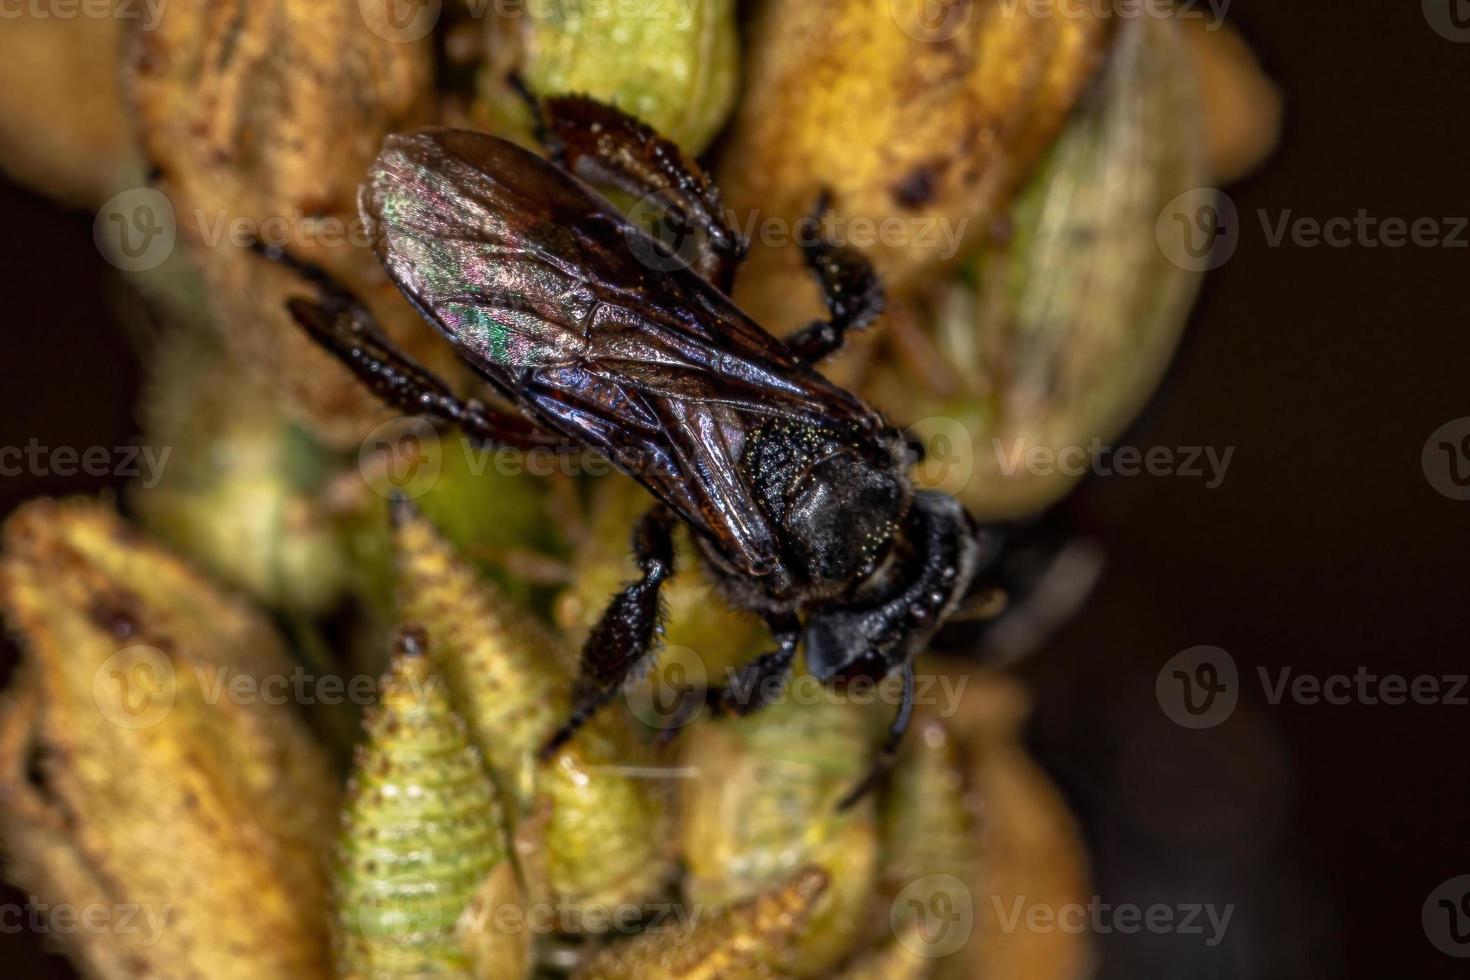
[541,507,678,759]
[784,196,886,364]
[537,94,748,292]
[837,661,915,810]
[712,616,802,718]
[251,241,563,451]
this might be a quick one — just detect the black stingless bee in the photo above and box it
[259,96,998,801]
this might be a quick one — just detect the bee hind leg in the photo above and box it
[536,94,748,293]
[541,507,678,758]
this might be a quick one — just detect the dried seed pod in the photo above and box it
[393,498,570,809]
[943,668,1094,980]
[0,499,337,978]
[834,931,933,980]
[534,716,679,913]
[128,0,445,444]
[394,501,676,912]
[329,417,564,630]
[0,6,135,207]
[1181,18,1282,183]
[482,0,740,153]
[873,711,979,979]
[865,16,1212,519]
[334,629,523,978]
[132,326,351,614]
[576,866,829,980]
[458,862,534,980]
[718,0,1111,338]
[680,696,879,977]
[877,713,979,908]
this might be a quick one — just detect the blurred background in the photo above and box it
[1,2,1467,978]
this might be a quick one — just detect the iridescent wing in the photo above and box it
[362,128,882,575]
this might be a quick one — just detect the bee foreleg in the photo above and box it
[838,661,915,810]
[714,615,802,718]
[785,195,885,365]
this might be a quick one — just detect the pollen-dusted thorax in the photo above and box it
[743,418,911,592]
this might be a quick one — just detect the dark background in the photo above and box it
[1,2,1466,977]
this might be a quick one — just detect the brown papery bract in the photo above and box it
[128,0,451,445]
[0,499,339,978]
[718,0,1112,348]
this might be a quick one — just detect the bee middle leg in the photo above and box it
[784,195,886,365]
[541,506,678,758]
[252,241,563,451]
